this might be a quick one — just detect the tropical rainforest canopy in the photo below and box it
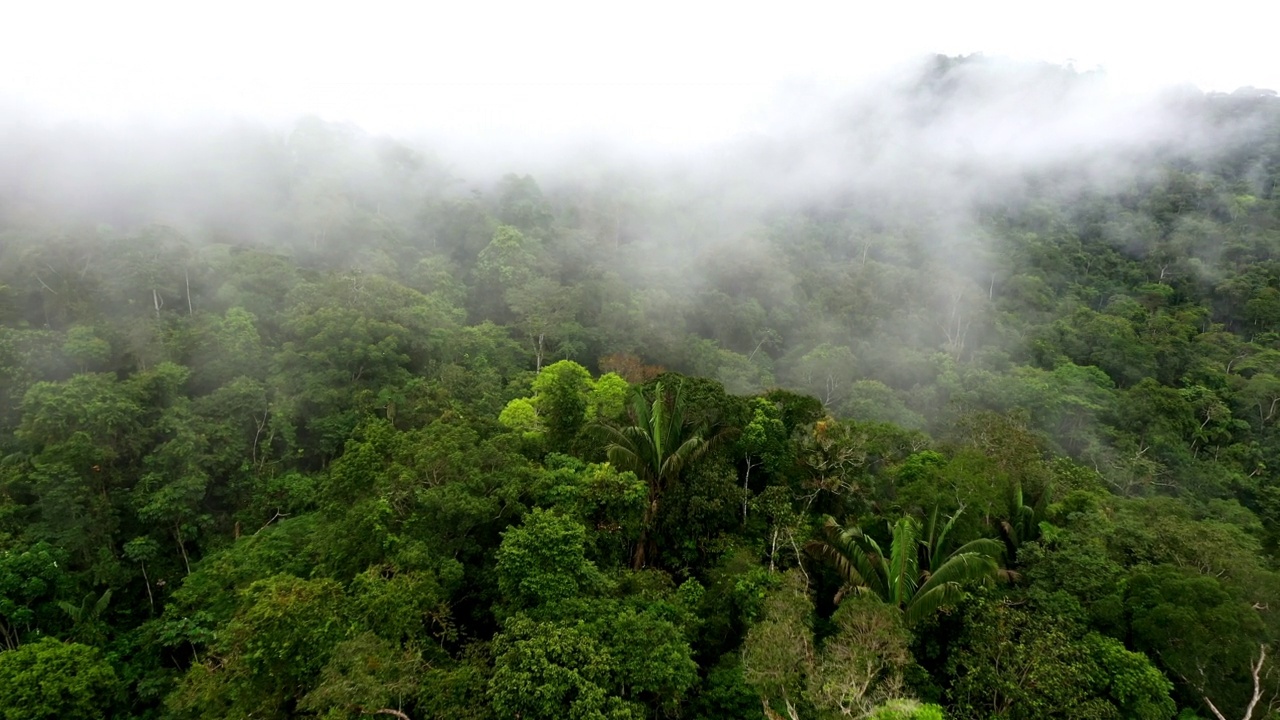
[2,55,1280,719]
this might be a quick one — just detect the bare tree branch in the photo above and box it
[1243,645,1269,720]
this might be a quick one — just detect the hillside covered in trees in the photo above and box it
[2,55,1280,719]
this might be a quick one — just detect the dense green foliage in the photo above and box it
[2,56,1280,718]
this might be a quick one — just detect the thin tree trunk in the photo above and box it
[788,530,810,587]
[0,623,17,651]
[252,412,268,467]
[633,496,659,569]
[185,267,193,315]
[175,523,191,575]
[632,528,648,569]
[140,561,155,615]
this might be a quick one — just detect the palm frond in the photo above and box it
[857,533,891,602]
[924,506,939,546]
[808,518,890,602]
[1015,502,1038,542]
[594,423,634,452]
[809,539,874,593]
[659,434,708,482]
[93,588,113,617]
[931,507,964,572]
[905,581,968,625]
[949,538,1005,562]
[1008,480,1025,516]
[888,517,920,606]
[605,444,642,476]
[57,600,81,621]
[648,386,666,461]
[834,583,881,605]
[916,552,998,599]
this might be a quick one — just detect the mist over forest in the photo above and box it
[2,54,1280,720]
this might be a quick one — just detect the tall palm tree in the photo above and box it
[595,381,711,569]
[808,508,1004,625]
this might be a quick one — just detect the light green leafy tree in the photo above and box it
[489,614,636,720]
[740,397,789,523]
[0,638,123,720]
[531,360,594,450]
[495,509,605,611]
[588,372,630,420]
[489,599,698,720]
[868,700,946,720]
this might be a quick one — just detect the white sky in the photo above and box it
[3,1,1276,149]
